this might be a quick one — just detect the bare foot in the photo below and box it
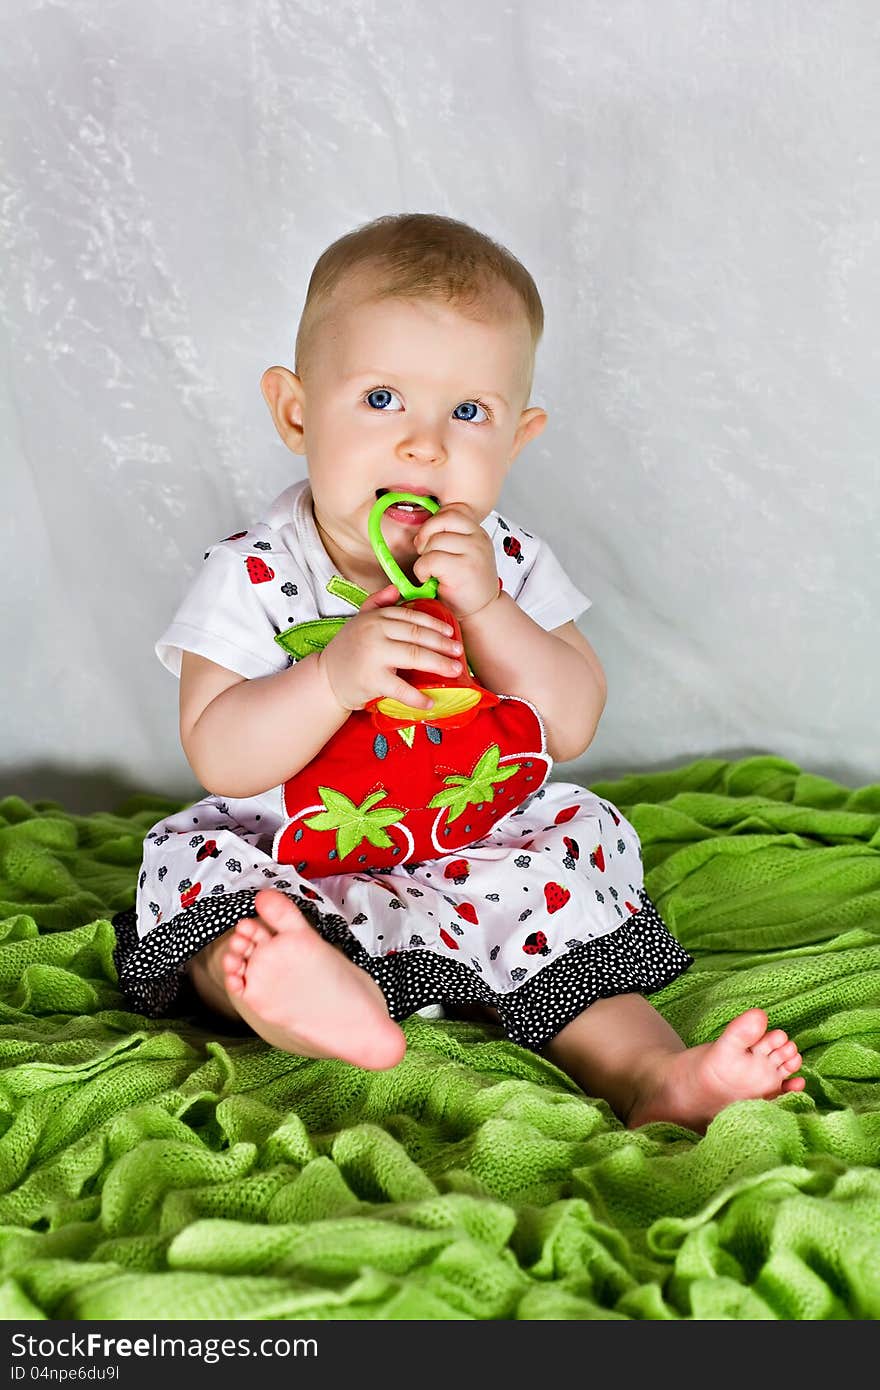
[627,1007,805,1131]
[220,889,407,1070]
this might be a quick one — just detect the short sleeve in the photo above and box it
[514,538,592,630]
[155,544,290,680]
[492,513,593,632]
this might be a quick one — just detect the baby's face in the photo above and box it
[291,288,543,587]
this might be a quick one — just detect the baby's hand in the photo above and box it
[318,584,465,713]
[412,502,500,620]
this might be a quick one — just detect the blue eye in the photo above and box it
[452,401,488,423]
[365,388,402,411]
[364,388,489,422]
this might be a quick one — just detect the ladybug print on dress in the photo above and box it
[522,931,550,956]
[590,844,605,872]
[196,839,220,862]
[562,836,579,870]
[245,556,275,584]
[503,536,524,564]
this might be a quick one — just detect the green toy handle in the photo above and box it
[368,492,440,601]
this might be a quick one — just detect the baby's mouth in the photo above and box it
[375,487,439,508]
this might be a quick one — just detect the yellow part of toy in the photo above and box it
[375,686,482,722]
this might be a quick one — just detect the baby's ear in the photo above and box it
[508,406,548,466]
[260,366,306,453]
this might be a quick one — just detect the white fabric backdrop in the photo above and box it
[3,0,878,812]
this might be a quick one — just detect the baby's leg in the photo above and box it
[185,889,406,1070]
[544,993,804,1132]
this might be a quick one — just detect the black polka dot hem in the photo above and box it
[111,888,692,1051]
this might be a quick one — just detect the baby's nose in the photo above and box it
[397,426,446,463]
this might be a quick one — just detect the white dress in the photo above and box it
[111,479,691,1048]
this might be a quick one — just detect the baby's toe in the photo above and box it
[720,1007,769,1051]
[778,1047,802,1076]
[223,935,250,966]
[235,916,270,945]
[751,1028,788,1057]
[254,889,308,933]
[221,949,246,992]
[226,919,270,958]
[781,1075,807,1093]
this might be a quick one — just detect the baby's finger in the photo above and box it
[390,639,463,678]
[382,604,457,637]
[385,617,462,655]
[415,532,472,558]
[414,511,478,552]
[412,547,464,583]
[384,677,439,712]
[359,584,402,612]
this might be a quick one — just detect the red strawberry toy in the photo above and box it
[274,706,548,875]
[273,494,551,877]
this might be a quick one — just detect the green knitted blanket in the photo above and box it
[1,753,879,1321]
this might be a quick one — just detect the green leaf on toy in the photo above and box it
[275,618,347,659]
[427,745,521,823]
[327,576,369,609]
[304,786,404,860]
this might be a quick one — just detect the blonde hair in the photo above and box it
[294,212,544,405]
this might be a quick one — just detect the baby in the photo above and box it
[113,212,804,1131]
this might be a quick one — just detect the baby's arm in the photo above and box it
[458,595,607,763]
[179,586,462,798]
[180,650,349,799]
